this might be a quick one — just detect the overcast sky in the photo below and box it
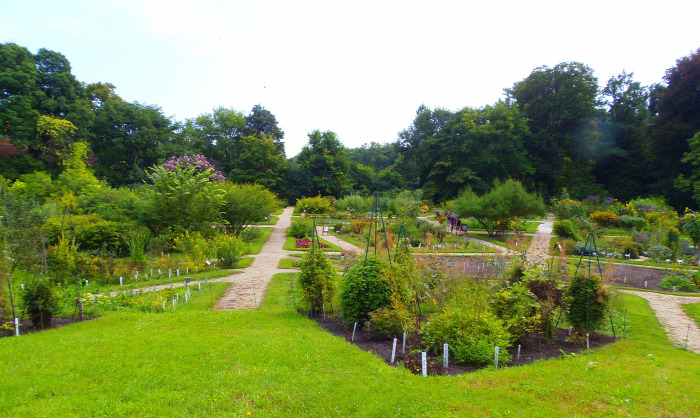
[2,0,699,157]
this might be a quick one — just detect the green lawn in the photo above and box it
[1,273,699,415]
[683,302,700,325]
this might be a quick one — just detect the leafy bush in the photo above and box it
[527,278,565,340]
[21,280,57,329]
[565,274,611,332]
[340,256,392,325]
[42,213,131,254]
[47,234,78,283]
[659,275,697,292]
[211,234,248,267]
[493,282,539,341]
[617,215,647,230]
[368,303,416,337]
[553,219,579,241]
[589,210,618,227]
[421,303,512,366]
[647,244,672,263]
[287,218,314,238]
[173,231,214,269]
[239,226,261,242]
[298,250,336,314]
[551,198,585,220]
[220,182,281,237]
[295,195,332,214]
[335,194,371,214]
[608,237,639,259]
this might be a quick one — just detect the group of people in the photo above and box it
[445,212,466,235]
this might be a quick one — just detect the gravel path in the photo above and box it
[213,206,299,310]
[620,289,700,353]
[525,214,554,267]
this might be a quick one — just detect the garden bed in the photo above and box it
[1,316,98,338]
[312,314,616,375]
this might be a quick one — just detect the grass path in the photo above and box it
[620,289,700,353]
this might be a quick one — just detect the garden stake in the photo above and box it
[170,282,174,289]
[422,352,427,377]
[495,346,499,369]
[352,323,357,342]
[322,303,326,320]
[120,277,123,286]
[402,333,406,354]
[517,344,521,360]
[198,283,201,292]
[391,338,397,363]
[644,281,647,288]
[443,344,449,368]
[586,333,590,350]
[610,311,616,338]
[15,318,20,336]
[94,294,98,304]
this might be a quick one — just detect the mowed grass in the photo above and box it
[1,274,699,416]
[683,302,700,325]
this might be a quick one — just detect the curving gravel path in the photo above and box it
[524,214,554,267]
[620,289,700,353]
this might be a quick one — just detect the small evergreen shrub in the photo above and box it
[21,280,57,329]
[368,303,416,337]
[298,250,336,314]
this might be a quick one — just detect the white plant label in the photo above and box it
[443,343,449,368]
[422,352,427,377]
[391,338,397,364]
[495,346,500,369]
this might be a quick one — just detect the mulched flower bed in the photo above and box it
[296,238,329,248]
[312,313,616,376]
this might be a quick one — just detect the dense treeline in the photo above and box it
[2,42,700,208]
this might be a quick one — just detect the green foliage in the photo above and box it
[493,282,539,341]
[368,303,416,337]
[551,198,586,220]
[124,228,150,266]
[335,194,371,214]
[454,179,545,237]
[527,278,565,340]
[681,209,700,248]
[659,275,697,292]
[421,282,512,365]
[294,195,332,214]
[146,160,225,236]
[211,234,248,267]
[228,135,287,193]
[589,210,618,227]
[46,233,78,283]
[172,231,214,269]
[565,274,611,332]
[552,219,579,241]
[646,244,671,263]
[290,130,351,198]
[286,218,314,238]
[220,182,280,237]
[298,250,336,313]
[617,215,647,230]
[21,279,57,329]
[42,213,131,254]
[339,256,392,325]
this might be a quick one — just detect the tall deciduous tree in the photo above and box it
[243,104,285,152]
[649,48,700,208]
[291,130,350,198]
[421,102,533,202]
[507,62,602,198]
[228,134,287,193]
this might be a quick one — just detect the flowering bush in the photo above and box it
[211,234,248,267]
[551,198,585,220]
[173,231,213,269]
[296,238,329,248]
[589,210,618,227]
[158,154,225,182]
[295,195,332,214]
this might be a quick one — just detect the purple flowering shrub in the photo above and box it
[158,155,225,182]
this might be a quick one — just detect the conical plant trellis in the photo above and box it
[574,232,603,332]
[364,192,391,265]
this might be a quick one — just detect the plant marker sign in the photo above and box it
[443,343,449,368]
[391,338,397,364]
[422,352,427,377]
[15,318,20,336]
[494,346,500,369]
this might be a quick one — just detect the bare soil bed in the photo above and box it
[609,265,696,292]
[1,316,98,338]
[313,314,616,376]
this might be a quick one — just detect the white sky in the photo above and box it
[2,0,699,157]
